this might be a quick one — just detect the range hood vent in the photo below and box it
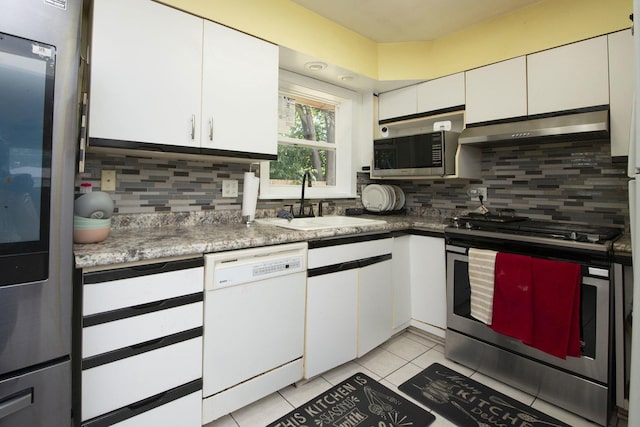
[458,110,609,145]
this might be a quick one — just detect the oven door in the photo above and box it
[446,244,611,384]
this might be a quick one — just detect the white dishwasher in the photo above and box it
[201,242,307,423]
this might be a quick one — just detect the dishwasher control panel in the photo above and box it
[252,257,302,277]
[204,242,307,290]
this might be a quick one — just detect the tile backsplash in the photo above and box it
[390,137,629,229]
[78,136,629,230]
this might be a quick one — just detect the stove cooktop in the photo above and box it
[449,215,622,245]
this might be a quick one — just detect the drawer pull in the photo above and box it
[131,300,167,310]
[127,391,167,411]
[0,389,32,420]
[131,337,165,349]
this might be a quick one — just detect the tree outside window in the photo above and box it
[270,94,336,187]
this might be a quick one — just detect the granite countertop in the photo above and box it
[74,214,632,269]
[74,215,450,269]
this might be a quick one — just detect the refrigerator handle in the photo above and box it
[0,389,33,420]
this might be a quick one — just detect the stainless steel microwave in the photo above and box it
[372,131,459,178]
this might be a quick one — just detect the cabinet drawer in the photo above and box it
[308,238,393,269]
[112,390,202,427]
[81,336,202,421]
[83,265,203,316]
[83,300,203,358]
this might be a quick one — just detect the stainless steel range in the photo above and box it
[444,212,622,426]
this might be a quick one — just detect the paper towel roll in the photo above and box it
[242,172,260,221]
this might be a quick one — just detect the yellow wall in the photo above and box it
[159,0,632,82]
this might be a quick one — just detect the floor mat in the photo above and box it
[398,363,571,427]
[267,372,435,427]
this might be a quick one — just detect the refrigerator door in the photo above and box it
[0,281,70,375]
[629,179,640,427]
[630,3,640,425]
[0,360,70,427]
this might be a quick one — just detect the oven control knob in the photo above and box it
[465,221,473,229]
[569,231,577,240]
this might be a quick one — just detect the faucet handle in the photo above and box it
[318,200,328,217]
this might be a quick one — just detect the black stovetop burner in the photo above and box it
[450,213,622,244]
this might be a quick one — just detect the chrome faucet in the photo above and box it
[299,171,313,217]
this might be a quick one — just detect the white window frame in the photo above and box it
[259,69,358,199]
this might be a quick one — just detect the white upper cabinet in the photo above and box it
[201,21,278,155]
[89,0,203,147]
[378,85,417,121]
[608,29,634,157]
[527,36,609,115]
[465,57,528,124]
[416,72,465,114]
[378,73,464,122]
[89,0,278,157]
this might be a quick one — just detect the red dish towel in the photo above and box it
[491,253,534,343]
[525,258,582,359]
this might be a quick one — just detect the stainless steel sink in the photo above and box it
[255,216,386,231]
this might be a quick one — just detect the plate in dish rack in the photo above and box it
[390,185,405,210]
[362,184,389,212]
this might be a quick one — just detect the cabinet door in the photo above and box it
[410,235,446,337]
[392,235,411,331]
[358,258,393,356]
[608,29,634,157]
[465,57,527,124]
[201,21,278,155]
[89,0,203,147]
[416,72,465,114]
[305,270,358,378]
[527,36,609,115]
[378,86,417,121]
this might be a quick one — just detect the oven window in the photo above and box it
[453,259,472,317]
[581,285,596,359]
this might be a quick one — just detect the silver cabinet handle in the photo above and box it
[209,117,213,141]
[190,114,195,140]
[0,390,32,420]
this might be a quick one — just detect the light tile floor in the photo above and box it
[204,330,628,427]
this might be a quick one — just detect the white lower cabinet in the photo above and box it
[409,234,446,337]
[392,235,412,332]
[305,236,393,378]
[78,258,204,427]
[305,269,359,378]
[357,257,393,356]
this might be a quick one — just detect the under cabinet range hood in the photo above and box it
[458,110,609,144]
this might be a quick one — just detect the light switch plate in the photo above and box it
[101,170,116,192]
[222,180,238,197]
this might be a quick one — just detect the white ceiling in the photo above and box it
[290,0,542,43]
[282,0,543,93]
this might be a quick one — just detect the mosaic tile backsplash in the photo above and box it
[77,137,629,230]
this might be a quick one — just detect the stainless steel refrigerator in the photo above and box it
[630,2,640,426]
[0,0,81,425]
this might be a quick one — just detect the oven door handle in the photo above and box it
[446,244,467,254]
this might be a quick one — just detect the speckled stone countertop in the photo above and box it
[74,215,450,269]
[74,213,632,270]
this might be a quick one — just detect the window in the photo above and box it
[260,70,358,199]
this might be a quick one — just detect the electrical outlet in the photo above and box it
[101,170,116,192]
[222,180,238,197]
[467,187,487,202]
